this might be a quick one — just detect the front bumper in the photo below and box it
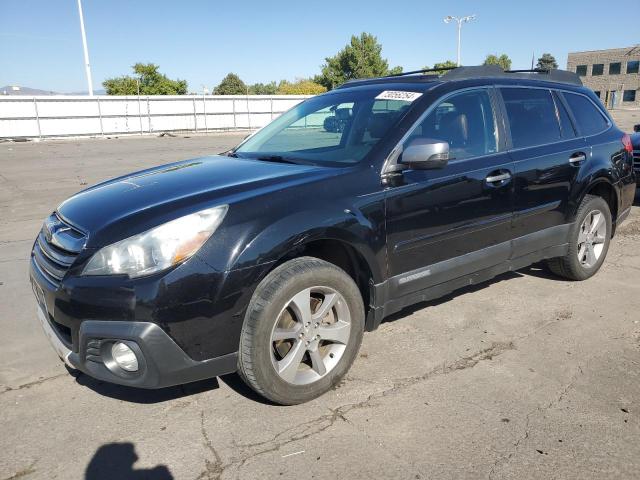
[37,303,237,388]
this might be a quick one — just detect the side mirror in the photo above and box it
[402,139,449,170]
[634,124,640,133]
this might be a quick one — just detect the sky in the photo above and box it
[1,0,638,93]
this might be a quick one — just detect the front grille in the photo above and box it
[32,213,86,287]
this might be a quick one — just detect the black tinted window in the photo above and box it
[576,65,587,76]
[624,90,637,102]
[406,89,498,161]
[501,88,560,148]
[562,92,608,136]
[592,64,604,75]
[627,60,639,74]
[609,62,621,75]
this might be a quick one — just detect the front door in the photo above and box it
[385,87,514,298]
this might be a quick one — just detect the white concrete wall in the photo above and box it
[0,95,311,139]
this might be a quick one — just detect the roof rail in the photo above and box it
[340,65,583,89]
[385,66,457,77]
[441,65,583,86]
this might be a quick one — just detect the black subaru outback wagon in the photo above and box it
[30,65,636,404]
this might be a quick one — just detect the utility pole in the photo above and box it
[76,0,94,96]
[443,15,476,66]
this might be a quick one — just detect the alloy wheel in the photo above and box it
[577,209,607,268]
[270,286,351,385]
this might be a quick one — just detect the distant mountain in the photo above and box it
[0,85,107,96]
[1,85,59,95]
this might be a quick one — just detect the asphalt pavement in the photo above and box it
[1,133,639,480]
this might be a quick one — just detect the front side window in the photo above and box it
[609,62,621,75]
[592,64,604,76]
[404,89,498,161]
[234,87,419,165]
[627,60,640,74]
[576,65,587,76]
[623,90,637,102]
[562,92,609,136]
[501,88,561,148]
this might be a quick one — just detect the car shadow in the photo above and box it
[85,442,173,480]
[72,369,219,404]
[218,372,278,406]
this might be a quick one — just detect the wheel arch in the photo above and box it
[574,177,619,236]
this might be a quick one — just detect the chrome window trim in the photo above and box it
[381,86,498,175]
[381,83,613,176]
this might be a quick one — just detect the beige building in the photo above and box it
[567,46,640,109]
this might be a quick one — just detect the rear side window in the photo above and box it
[562,92,608,136]
[501,88,561,148]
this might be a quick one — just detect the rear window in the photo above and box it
[562,92,608,136]
[501,88,561,148]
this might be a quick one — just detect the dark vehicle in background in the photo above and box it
[632,124,640,184]
[30,66,636,405]
[323,106,353,133]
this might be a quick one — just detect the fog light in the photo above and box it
[111,342,139,372]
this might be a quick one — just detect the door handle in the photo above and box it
[569,152,587,165]
[485,172,511,184]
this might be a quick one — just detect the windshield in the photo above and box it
[234,86,424,166]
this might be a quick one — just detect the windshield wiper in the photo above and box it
[255,155,300,165]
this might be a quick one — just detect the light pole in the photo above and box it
[76,0,94,96]
[443,15,476,66]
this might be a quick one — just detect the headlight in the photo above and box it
[82,205,228,278]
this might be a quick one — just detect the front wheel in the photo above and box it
[546,194,612,280]
[238,257,364,405]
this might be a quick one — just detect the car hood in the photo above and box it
[57,155,334,248]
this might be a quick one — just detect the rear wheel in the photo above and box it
[238,257,364,405]
[546,194,612,280]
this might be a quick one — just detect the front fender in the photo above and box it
[229,207,386,283]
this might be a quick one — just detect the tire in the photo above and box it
[237,257,365,405]
[546,194,612,281]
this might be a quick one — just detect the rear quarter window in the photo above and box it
[561,92,609,136]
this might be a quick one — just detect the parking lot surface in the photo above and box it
[1,134,639,480]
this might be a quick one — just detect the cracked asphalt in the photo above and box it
[1,133,640,480]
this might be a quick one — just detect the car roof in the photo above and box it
[339,65,584,91]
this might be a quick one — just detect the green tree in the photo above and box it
[103,63,187,95]
[213,73,248,95]
[317,32,402,89]
[277,79,327,95]
[483,54,512,71]
[249,82,278,95]
[536,53,558,70]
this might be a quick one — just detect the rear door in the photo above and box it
[498,86,586,257]
[385,87,515,296]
